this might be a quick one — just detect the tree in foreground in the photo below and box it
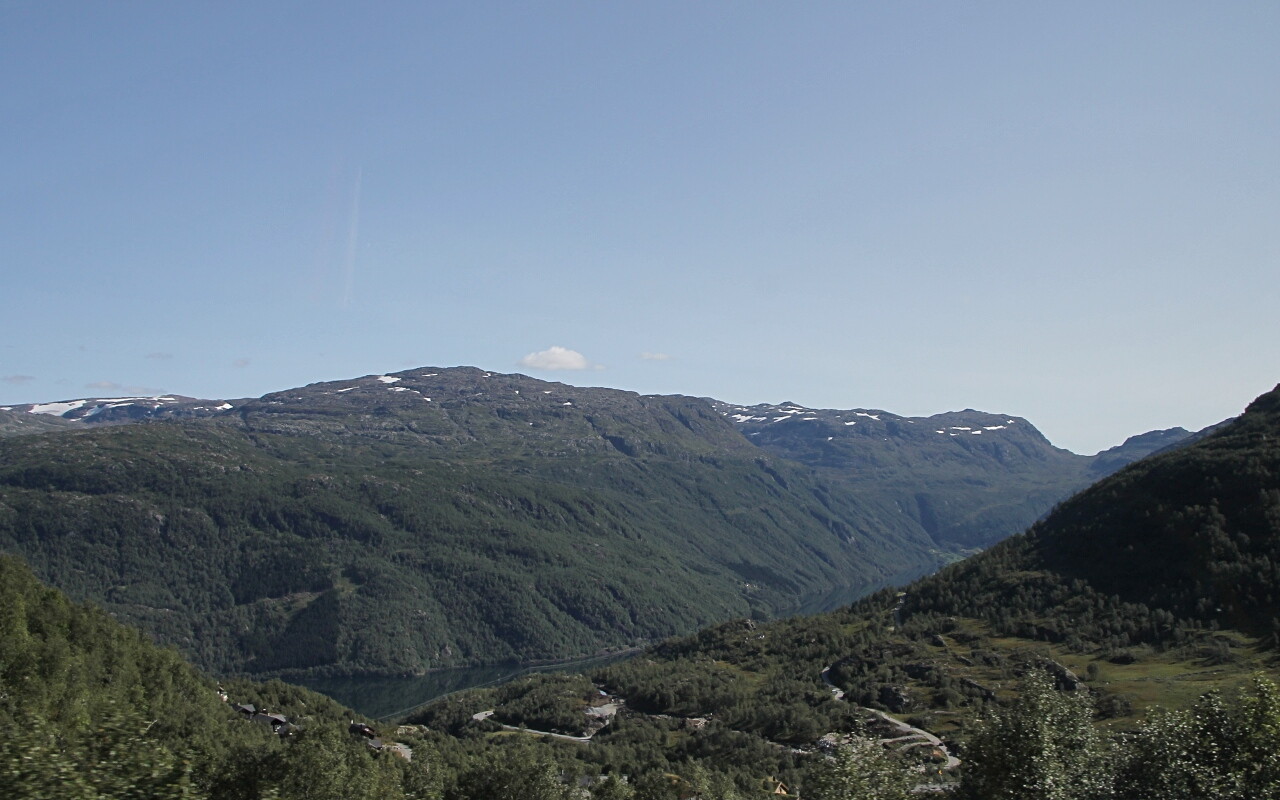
[1115,676,1280,800]
[803,735,914,800]
[959,669,1112,800]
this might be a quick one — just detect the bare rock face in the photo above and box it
[1036,658,1085,692]
[878,685,913,713]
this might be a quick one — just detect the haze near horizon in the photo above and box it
[2,2,1277,454]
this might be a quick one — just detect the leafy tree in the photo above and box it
[0,707,199,800]
[803,736,914,800]
[959,670,1112,800]
[449,741,571,800]
[1115,677,1280,800]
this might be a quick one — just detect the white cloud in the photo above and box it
[519,346,592,371]
[85,380,161,395]
[640,352,672,361]
[2,375,35,385]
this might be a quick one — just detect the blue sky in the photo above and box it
[3,2,1277,454]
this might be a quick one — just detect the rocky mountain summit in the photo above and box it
[0,394,236,428]
[711,399,1203,551]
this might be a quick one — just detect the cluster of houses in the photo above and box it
[218,685,412,761]
[232,702,297,736]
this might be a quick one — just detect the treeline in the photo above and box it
[0,554,433,799]
[10,546,1280,799]
[0,409,934,678]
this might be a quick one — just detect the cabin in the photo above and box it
[251,712,293,735]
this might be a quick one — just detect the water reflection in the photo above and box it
[296,651,637,720]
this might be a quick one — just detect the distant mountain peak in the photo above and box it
[0,395,234,424]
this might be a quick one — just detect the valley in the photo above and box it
[0,365,1187,681]
[0,372,1277,798]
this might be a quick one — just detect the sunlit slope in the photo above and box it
[715,400,1197,552]
[0,367,939,677]
[527,382,1280,744]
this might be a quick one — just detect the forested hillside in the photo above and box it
[6,380,1279,798]
[403,382,1280,799]
[0,554,437,799]
[0,365,1221,682]
[716,400,1196,551]
[0,367,942,678]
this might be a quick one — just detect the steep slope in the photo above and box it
[471,382,1280,752]
[1085,426,1194,478]
[9,378,1201,559]
[0,554,437,799]
[1013,383,1280,630]
[714,401,1098,553]
[0,367,939,678]
[0,407,80,438]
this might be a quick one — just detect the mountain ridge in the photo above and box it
[0,367,941,677]
[0,365,1222,680]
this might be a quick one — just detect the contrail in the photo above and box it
[341,167,362,309]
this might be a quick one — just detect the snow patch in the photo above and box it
[217,403,233,410]
[28,400,89,416]
[983,425,1006,431]
[844,421,857,426]
[376,375,400,384]
[855,412,880,421]
[337,387,356,393]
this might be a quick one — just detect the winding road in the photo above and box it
[820,592,961,772]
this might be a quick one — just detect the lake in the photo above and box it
[295,650,637,720]
[298,568,932,720]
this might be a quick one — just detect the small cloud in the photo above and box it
[3,375,35,385]
[518,346,593,371]
[640,352,672,361]
[232,358,251,368]
[146,352,174,360]
[84,380,162,395]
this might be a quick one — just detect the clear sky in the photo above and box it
[3,2,1277,454]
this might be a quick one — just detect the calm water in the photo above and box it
[300,567,934,720]
[296,651,636,720]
